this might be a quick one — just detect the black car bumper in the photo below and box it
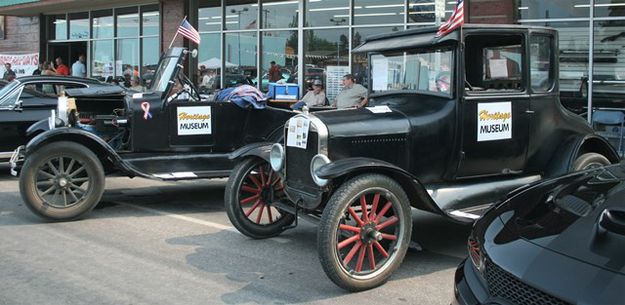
[452,259,487,305]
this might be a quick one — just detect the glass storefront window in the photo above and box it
[142,7,160,36]
[199,0,221,32]
[91,40,114,80]
[518,0,590,19]
[595,0,625,17]
[225,32,258,88]
[305,0,349,27]
[593,20,625,109]
[260,31,297,91]
[225,0,258,30]
[408,0,435,24]
[116,38,139,82]
[116,7,139,38]
[354,0,405,25]
[69,12,89,40]
[261,0,298,29]
[304,28,349,100]
[49,14,67,40]
[93,10,114,39]
[142,37,160,88]
[198,33,221,91]
[352,27,398,87]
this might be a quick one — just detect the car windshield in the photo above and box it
[0,81,20,107]
[149,57,177,92]
[370,47,454,96]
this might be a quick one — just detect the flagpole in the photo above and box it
[168,16,188,49]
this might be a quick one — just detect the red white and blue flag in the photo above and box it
[177,19,201,45]
[436,0,464,37]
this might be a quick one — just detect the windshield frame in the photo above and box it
[149,54,183,93]
[367,45,456,99]
[0,80,22,109]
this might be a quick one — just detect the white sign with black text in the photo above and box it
[286,117,310,149]
[177,106,212,136]
[477,102,512,142]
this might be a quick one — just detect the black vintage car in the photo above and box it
[453,163,625,305]
[0,76,104,161]
[224,24,620,291]
[11,47,296,221]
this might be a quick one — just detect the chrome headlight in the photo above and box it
[310,154,331,187]
[270,143,285,172]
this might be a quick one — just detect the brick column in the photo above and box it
[0,16,40,53]
[468,0,516,24]
[161,0,186,51]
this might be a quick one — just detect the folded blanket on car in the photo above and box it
[216,85,268,109]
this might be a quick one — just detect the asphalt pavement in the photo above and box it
[0,164,471,305]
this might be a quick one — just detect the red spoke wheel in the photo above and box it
[225,157,295,239]
[19,141,105,221]
[318,174,411,291]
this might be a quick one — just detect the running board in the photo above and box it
[272,200,321,224]
[426,175,542,222]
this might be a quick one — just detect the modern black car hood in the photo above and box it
[65,84,125,97]
[313,107,410,138]
[494,164,625,275]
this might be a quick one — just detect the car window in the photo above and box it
[465,34,525,93]
[530,35,555,92]
[23,82,88,97]
[0,86,22,108]
[370,48,454,96]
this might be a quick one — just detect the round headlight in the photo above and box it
[270,143,284,172]
[310,154,331,187]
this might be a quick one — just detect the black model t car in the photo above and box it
[11,47,296,221]
[454,163,625,305]
[0,76,104,161]
[224,25,620,291]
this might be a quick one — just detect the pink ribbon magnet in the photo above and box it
[141,102,153,120]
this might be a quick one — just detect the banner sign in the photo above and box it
[177,106,212,136]
[477,102,512,142]
[0,53,39,77]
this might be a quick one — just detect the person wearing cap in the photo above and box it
[129,75,144,92]
[300,79,326,107]
[332,74,368,109]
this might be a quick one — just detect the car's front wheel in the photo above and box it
[19,141,105,221]
[225,157,295,239]
[318,174,412,291]
[573,152,611,171]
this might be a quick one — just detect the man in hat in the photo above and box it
[300,79,326,107]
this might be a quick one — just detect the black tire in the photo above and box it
[318,174,412,291]
[19,141,105,221]
[573,152,611,171]
[224,157,295,239]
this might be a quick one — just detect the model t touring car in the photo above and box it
[224,25,620,291]
[11,47,296,220]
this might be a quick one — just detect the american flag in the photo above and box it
[436,0,464,37]
[177,19,201,45]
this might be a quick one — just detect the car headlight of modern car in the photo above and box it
[467,236,484,272]
[310,154,331,187]
[270,143,285,172]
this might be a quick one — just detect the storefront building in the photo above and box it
[2,0,621,110]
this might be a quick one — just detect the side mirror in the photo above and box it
[12,100,23,112]
[191,49,198,59]
[598,208,625,236]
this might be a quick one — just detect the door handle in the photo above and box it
[525,110,535,114]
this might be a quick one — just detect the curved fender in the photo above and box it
[25,128,137,176]
[25,118,51,138]
[316,157,444,215]
[545,134,619,178]
[229,142,274,162]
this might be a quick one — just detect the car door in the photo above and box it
[456,33,531,178]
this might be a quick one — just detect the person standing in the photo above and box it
[332,74,368,109]
[268,61,282,83]
[3,63,16,80]
[71,55,87,77]
[32,62,43,75]
[55,57,69,76]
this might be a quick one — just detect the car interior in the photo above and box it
[465,34,525,93]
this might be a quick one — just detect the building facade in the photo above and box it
[3,0,619,110]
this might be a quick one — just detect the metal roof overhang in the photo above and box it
[0,0,156,16]
[352,30,459,54]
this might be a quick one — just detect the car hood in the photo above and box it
[312,106,410,138]
[66,84,126,97]
[493,163,625,275]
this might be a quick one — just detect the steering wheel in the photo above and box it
[178,74,201,101]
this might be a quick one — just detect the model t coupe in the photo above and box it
[11,47,296,221]
[224,25,620,291]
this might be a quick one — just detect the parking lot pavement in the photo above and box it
[0,165,471,305]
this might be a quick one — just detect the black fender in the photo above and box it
[25,127,137,176]
[25,118,51,138]
[545,134,619,178]
[316,157,444,215]
[229,142,274,163]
